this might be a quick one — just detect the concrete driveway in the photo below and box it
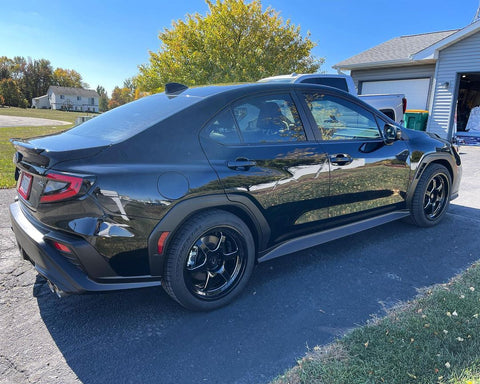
[0,115,70,127]
[1,147,479,384]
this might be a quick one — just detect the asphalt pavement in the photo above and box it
[1,146,479,384]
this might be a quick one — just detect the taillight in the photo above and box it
[402,97,407,114]
[40,173,84,203]
[52,241,72,253]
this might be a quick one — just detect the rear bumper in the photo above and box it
[9,201,161,294]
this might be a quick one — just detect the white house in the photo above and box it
[334,18,480,140]
[32,86,100,113]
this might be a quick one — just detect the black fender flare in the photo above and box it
[405,152,458,209]
[147,194,270,276]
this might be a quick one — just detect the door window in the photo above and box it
[302,93,381,141]
[232,94,306,143]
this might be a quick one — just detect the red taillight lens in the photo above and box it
[52,241,72,253]
[40,173,84,203]
[402,97,407,114]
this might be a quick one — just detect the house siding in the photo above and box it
[351,64,436,92]
[427,31,480,138]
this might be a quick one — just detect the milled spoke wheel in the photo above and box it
[184,229,245,300]
[410,164,451,227]
[162,210,255,311]
[423,175,447,219]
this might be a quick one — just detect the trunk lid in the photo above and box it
[11,132,108,208]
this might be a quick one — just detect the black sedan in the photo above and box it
[10,82,462,310]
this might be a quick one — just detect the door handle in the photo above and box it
[227,158,257,170]
[330,153,353,166]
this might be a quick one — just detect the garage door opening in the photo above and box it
[456,73,480,132]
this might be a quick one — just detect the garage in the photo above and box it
[456,72,480,132]
[334,19,480,140]
[361,78,431,110]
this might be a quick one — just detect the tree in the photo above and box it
[96,85,109,112]
[52,68,83,88]
[108,86,134,109]
[136,0,322,93]
[0,78,28,107]
[21,58,53,101]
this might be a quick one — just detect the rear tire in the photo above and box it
[162,210,255,311]
[409,164,451,227]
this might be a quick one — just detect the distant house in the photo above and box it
[334,19,480,140]
[32,86,99,113]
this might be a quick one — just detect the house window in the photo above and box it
[89,98,94,105]
[60,95,65,100]
[77,96,81,101]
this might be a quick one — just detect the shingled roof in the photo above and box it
[48,86,99,98]
[334,29,459,70]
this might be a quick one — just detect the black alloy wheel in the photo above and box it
[162,210,255,311]
[184,228,247,300]
[423,173,448,220]
[410,164,451,227]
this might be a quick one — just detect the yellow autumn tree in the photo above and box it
[135,0,322,92]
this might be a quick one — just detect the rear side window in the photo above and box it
[232,94,306,143]
[65,93,202,143]
[202,108,242,145]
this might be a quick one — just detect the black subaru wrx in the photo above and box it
[10,82,462,310]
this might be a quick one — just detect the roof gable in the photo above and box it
[334,30,458,70]
[48,86,99,98]
[413,19,480,60]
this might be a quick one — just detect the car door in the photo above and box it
[298,90,411,220]
[200,92,330,245]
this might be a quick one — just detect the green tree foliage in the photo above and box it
[0,56,88,108]
[52,68,83,88]
[96,85,109,112]
[135,0,322,92]
[0,78,28,107]
[108,86,134,109]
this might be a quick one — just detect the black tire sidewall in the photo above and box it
[411,164,451,227]
[163,210,255,311]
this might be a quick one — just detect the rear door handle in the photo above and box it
[330,153,353,166]
[227,158,257,170]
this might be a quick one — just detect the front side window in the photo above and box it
[232,94,306,143]
[303,92,381,141]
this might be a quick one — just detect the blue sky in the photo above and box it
[1,0,479,95]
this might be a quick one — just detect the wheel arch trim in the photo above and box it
[406,152,457,208]
[147,194,270,276]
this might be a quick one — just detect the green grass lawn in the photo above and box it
[0,106,97,123]
[273,262,480,384]
[0,107,100,188]
[0,125,70,188]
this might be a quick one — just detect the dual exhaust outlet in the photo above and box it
[47,280,67,298]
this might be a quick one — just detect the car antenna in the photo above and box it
[165,82,189,95]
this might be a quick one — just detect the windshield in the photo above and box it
[65,92,203,143]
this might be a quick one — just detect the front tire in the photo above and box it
[409,164,451,227]
[162,210,255,311]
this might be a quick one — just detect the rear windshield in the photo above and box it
[64,92,203,143]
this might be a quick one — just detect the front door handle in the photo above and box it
[227,158,257,170]
[330,153,353,166]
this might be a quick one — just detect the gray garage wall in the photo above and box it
[428,31,480,138]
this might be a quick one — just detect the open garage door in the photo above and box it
[361,78,431,110]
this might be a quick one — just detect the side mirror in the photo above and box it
[383,124,401,144]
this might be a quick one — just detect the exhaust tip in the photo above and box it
[47,280,67,298]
